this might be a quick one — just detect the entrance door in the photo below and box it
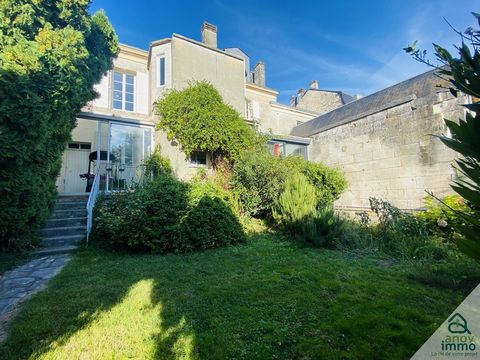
[62,142,91,193]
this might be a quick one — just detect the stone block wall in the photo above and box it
[295,90,344,114]
[308,91,467,210]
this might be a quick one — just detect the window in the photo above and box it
[112,71,135,112]
[190,151,207,166]
[267,140,307,159]
[68,142,91,150]
[159,57,166,86]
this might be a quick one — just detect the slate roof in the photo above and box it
[291,69,447,138]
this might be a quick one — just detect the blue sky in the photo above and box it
[90,0,478,104]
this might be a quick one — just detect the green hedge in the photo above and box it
[0,3,118,249]
[91,176,246,253]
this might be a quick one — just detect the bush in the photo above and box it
[230,151,348,218]
[417,195,473,240]
[145,146,173,178]
[273,172,318,241]
[0,4,118,249]
[283,156,347,210]
[231,150,288,217]
[91,176,245,253]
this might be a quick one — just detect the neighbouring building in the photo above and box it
[291,70,468,211]
[57,22,317,194]
[290,80,360,115]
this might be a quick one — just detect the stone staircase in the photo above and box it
[35,195,88,255]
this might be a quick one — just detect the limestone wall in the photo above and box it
[296,90,344,114]
[308,91,467,210]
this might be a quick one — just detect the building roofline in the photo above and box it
[291,68,446,137]
[172,33,245,61]
[119,43,148,58]
[147,38,172,69]
[268,134,311,145]
[270,101,319,116]
[246,82,278,96]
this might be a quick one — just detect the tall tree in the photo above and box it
[405,12,480,261]
[0,0,118,248]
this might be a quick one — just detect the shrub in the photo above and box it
[92,176,188,253]
[417,195,473,240]
[283,156,347,210]
[231,150,288,217]
[273,172,318,242]
[0,4,118,249]
[91,176,245,253]
[145,146,173,178]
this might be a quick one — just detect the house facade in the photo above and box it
[57,22,317,194]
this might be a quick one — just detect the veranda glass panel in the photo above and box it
[109,124,151,190]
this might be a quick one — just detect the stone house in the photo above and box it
[290,70,468,211]
[57,20,465,214]
[290,80,360,115]
[57,22,317,194]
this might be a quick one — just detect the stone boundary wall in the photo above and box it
[308,91,468,210]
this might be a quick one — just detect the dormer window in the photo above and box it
[112,71,135,112]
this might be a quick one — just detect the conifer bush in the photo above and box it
[0,2,118,248]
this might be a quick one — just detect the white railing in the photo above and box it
[86,174,100,243]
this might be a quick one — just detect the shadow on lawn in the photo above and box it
[0,230,474,359]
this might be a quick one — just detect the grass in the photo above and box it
[0,234,477,359]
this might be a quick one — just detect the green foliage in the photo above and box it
[405,12,480,261]
[231,150,289,217]
[417,195,473,240]
[145,145,173,178]
[0,1,118,249]
[230,150,347,218]
[154,81,263,161]
[91,176,245,253]
[273,172,318,241]
[283,156,347,210]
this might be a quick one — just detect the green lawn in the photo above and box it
[0,234,477,359]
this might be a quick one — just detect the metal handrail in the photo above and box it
[86,174,100,242]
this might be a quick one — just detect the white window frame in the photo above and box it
[112,71,135,112]
[157,55,166,87]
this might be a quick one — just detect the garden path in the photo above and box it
[0,255,70,342]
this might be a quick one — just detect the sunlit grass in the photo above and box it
[0,234,476,359]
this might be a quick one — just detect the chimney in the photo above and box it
[298,88,305,96]
[290,95,296,107]
[201,21,217,48]
[253,61,266,87]
[310,80,319,89]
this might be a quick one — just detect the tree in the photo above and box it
[154,81,264,162]
[405,12,480,261]
[0,0,118,249]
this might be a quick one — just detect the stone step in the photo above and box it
[41,226,85,238]
[45,217,86,228]
[33,245,78,256]
[49,209,87,219]
[57,195,89,203]
[41,234,84,248]
[55,201,87,211]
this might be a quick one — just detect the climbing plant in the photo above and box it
[154,81,264,162]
